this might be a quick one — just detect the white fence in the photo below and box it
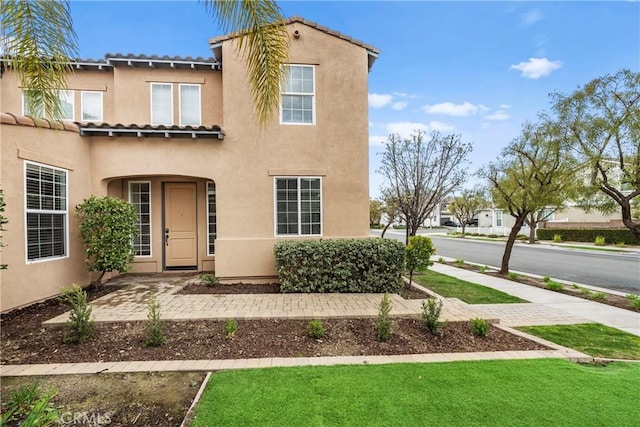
[454,225,531,236]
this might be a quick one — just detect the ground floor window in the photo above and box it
[207,182,216,254]
[25,162,67,261]
[129,182,151,256]
[495,210,503,227]
[275,177,322,236]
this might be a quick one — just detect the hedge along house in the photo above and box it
[0,16,379,312]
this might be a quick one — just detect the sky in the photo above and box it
[68,0,640,198]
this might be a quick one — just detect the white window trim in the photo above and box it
[273,176,323,237]
[494,210,503,228]
[206,181,216,256]
[80,91,103,122]
[280,64,316,126]
[24,161,69,264]
[150,82,173,125]
[179,84,202,126]
[129,181,152,258]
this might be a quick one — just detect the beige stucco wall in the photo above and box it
[0,123,92,312]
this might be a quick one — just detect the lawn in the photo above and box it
[517,323,640,360]
[190,359,640,427]
[412,269,526,304]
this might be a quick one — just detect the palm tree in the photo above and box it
[1,0,288,125]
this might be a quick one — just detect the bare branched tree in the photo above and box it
[378,130,472,244]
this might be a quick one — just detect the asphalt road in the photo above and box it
[371,229,640,294]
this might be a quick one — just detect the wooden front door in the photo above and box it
[164,183,197,268]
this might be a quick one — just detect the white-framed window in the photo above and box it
[179,84,201,126]
[539,208,555,222]
[495,210,503,227]
[275,177,322,236]
[25,161,68,262]
[207,182,217,255]
[281,65,315,125]
[129,182,152,257]
[22,90,74,120]
[151,83,173,125]
[81,91,103,121]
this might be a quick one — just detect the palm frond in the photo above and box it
[203,0,289,126]
[1,0,78,121]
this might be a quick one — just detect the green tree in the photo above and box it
[552,69,640,240]
[379,130,472,244]
[481,121,576,274]
[369,198,383,226]
[448,189,489,237]
[2,0,288,125]
[0,188,7,270]
[76,196,139,284]
[405,235,435,287]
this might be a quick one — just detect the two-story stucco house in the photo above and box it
[0,16,379,312]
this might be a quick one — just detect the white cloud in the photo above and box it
[428,121,455,132]
[499,104,512,109]
[510,57,562,79]
[423,101,480,116]
[368,93,393,108]
[369,135,388,146]
[391,101,408,110]
[485,111,511,121]
[521,9,543,25]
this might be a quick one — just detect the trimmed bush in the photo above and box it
[274,238,405,293]
[538,228,639,245]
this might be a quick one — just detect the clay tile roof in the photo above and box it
[208,15,379,55]
[77,122,225,139]
[0,112,79,132]
[105,53,218,64]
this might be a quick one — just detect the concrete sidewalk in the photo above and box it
[431,263,640,336]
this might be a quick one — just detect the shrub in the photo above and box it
[200,274,218,287]
[516,234,528,241]
[60,284,95,343]
[376,294,392,342]
[542,276,551,282]
[591,292,607,302]
[538,228,639,245]
[438,257,446,264]
[0,382,59,426]
[470,318,489,337]
[421,298,443,334]
[479,265,488,273]
[144,295,166,347]
[225,319,238,340]
[487,234,499,238]
[626,294,640,310]
[553,234,562,243]
[594,235,606,246]
[308,320,326,339]
[616,242,626,248]
[76,196,139,284]
[508,272,520,280]
[405,235,435,285]
[545,281,564,291]
[274,239,405,293]
[576,286,593,297]
[454,259,465,267]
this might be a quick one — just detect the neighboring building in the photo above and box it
[0,17,379,312]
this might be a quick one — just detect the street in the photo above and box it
[371,229,640,294]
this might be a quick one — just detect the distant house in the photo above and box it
[0,16,379,312]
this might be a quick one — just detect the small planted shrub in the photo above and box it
[421,297,443,335]
[307,320,326,339]
[60,284,95,344]
[545,281,564,291]
[516,234,528,241]
[144,295,166,347]
[577,287,593,298]
[0,382,59,426]
[591,292,607,302]
[376,294,392,342]
[405,235,435,285]
[594,235,606,246]
[538,228,638,245]
[225,319,238,340]
[470,318,489,338]
[508,272,520,280]
[479,265,488,273]
[553,234,562,243]
[542,276,551,283]
[454,259,465,267]
[438,257,446,264]
[200,273,218,287]
[626,294,640,310]
[275,239,405,293]
[487,234,499,238]
[616,242,626,248]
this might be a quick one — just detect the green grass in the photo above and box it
[412,269,525,304]
[190,359,640,427]
[517,324,640,360]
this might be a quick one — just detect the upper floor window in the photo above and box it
[151,83,173,125]
[25,162,68,262]
[81,91,103,122]
[179,84,201,126]
[275,177,322,236]
[22,90,73,121]
[281,65,315,125]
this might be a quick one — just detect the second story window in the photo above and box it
[281,65,315,125]
[151,83,173,125]
[81,91,103,122]
[22,90,74,121]
[179,84,201,126]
